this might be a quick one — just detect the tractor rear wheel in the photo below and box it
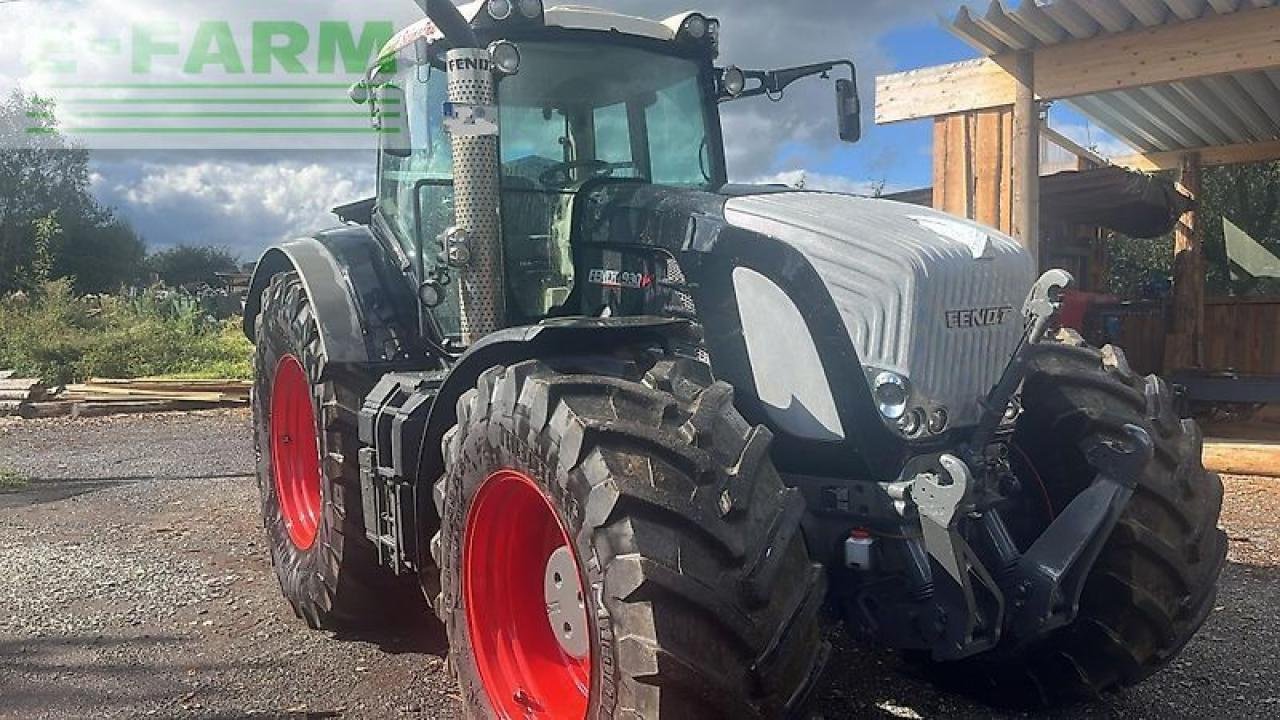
[932,330,1227,707]
[252,271,415,629]
[433,358,829,719]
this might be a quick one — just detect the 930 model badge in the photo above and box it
[588,268,654,290]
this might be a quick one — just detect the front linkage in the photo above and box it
[892,270,1155,659]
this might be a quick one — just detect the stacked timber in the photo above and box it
[16,377,252,419]
[0,372,46,416]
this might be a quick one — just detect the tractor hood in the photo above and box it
[723,192,1036,431]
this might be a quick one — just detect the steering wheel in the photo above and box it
[539,159,633,187]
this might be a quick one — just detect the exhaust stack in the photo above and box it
[417,0,505,343]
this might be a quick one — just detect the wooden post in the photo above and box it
[1165,153,1206,371]
[1011,52,1040,269]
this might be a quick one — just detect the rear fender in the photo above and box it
[243,228,420,367]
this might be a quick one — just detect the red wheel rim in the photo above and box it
[269,354,323,550]
[463,469,592,719]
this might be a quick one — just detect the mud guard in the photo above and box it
[419,316,702,479]
[243,228,420,367]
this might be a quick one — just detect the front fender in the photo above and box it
[416,317,702,486]
[243,228,419,366]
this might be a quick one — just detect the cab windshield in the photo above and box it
[498,40,722,190]
[379,39,721,343]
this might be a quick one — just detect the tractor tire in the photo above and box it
[252,271,415,630]
[932,330,1227,708]
[432,358,829,719]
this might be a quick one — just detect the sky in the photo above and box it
[0,0,1124,261]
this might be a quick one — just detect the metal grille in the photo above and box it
[663,257,698,318]
[446,48,505,344]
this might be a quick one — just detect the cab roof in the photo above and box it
[377,3,698,64]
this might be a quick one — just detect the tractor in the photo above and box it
[244,1,1227,717]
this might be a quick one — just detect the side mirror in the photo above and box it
[377,84,412,158]
[836,78,861,143]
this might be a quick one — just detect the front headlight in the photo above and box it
[872,371,910,421]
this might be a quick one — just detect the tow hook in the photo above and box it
[909,454,1004,659]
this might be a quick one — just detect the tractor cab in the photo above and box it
[356,2,860,346]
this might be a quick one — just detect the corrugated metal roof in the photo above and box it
[947,0,1280,154]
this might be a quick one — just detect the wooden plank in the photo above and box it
[63,385,236,403]
[876,58,1016,124]
[932,117,948,213]
[0,400,22,416]
[86,377,251,389]
[1203,440,1280,479]
[972,109,998,229]
[0,379,46,403]
[1034,5,1280,101]
[76,378,251,402]
[1116,140,1280,173]
[1000,108,1014,234]
[876,7,1280,124]
[933,114,974,218]
[71,400,209,419]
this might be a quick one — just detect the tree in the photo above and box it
[146,245,239,288]
[55,217,148,293]
[1104,161,1280,298]
[0,90,146,294]
[1199,160,1280,296]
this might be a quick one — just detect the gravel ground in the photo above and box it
[0,410,1275,719]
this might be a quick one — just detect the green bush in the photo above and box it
[0,280,252,384]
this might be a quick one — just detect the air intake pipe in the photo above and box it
[415,0,505,343]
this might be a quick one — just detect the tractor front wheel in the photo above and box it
[433,358,829,719]
[928,330,1227,707]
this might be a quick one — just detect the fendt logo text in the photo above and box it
[945,306,1015,329]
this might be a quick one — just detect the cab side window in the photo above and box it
[376,57,461,340]
[377,60,453,261]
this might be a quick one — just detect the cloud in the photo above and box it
[90,152,372,257]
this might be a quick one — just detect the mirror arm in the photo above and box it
[729,59,856,100]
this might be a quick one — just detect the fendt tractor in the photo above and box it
[244,1,1227,717]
